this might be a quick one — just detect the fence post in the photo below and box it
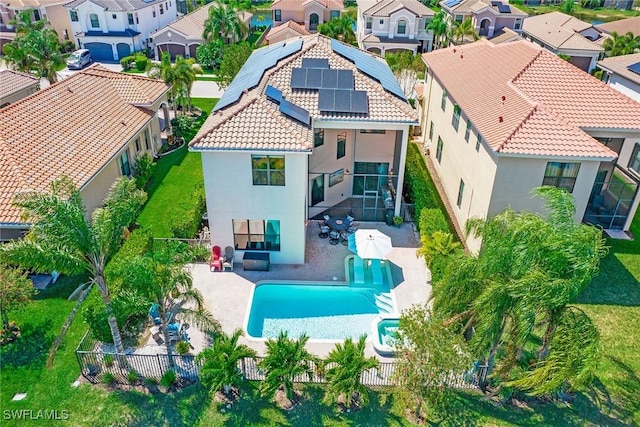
[241,357,246,379]
[157,354,164,378]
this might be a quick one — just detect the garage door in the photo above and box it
[158,43,185,61]
[116,43,131,60]
[85,42,113,62]
[568,56,592,72]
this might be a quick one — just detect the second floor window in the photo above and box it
[629,143,640,174]
[274,9,281,21]
[89,13,99,28]
[441,89,447,111]
[436,137,443,164]
[366,17,372,29]
[314,129,324,147]
[128,13,134,25]
[331,10,340,19]
[429,121,434,141]
[514,18,522,30]
[337,132,346,159]
[397,19,407,35]
[70,10,78,22]
[452,105,461,131]
[542,162,580,193]
[160,4,164,14]
[252,155,285,186]
[464,119,472,142]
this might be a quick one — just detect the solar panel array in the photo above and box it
[279,99,311,126]
[491,1,500,5]
[497,4,511,13]
[291,68,354,90]
[302,58,329,69]
[318,89,369,114]
[443,0,462,7]
[330,39,406,100]
[214,39,303,111]
[628,62,640,75]
[265,85,282,103]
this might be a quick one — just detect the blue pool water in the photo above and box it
[251,11,273,29]
[377,319,400,346]
[246,283,382,340]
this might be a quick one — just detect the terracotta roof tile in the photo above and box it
[364,0,434,17]
[422,40,640,159]
[0,67,168,225]
[191,35,417,152]
[151,3,252,39]
[271,0,344,11]
[266,20,311,40]
[0,70,40,101]
[489,28,524,44]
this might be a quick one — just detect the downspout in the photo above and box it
[422,67,435,148]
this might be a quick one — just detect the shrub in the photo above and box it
[419,208,450,237]
[135,56,148,71]
[170,183,206,238]
[127,370,139,384]
[102,373,116,385]
[133,153,155,189]
[61,41,76,53]
[170,115,195,139]
[189,244,211,262]
[120,55,135,70]
[160,369,177,387]
[176,341,190,355]
[403,144,441,230]
[103,354,115,367]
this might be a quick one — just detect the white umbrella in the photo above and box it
[348,229,393,259]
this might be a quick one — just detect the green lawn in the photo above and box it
[513,3,639,22]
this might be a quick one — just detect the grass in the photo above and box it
[135,98,216,237]
[512,3,640,22]
[248,30,265,46]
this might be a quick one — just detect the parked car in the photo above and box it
[67,49,92,70]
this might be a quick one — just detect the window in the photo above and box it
[451,104,461,131]
[63,29,69,40]
[70,10,78,22]
[514,18,522,30]
[314,129,324,147]
[379,19,384,25]
[144,130,150,150]
[159,4,164,14]
[128,13,134,25]
[331,10,340,19]
[337,132,346,159]
[542,162,580,192]
[135,138,141,152]
[476,133,482,152]
[33,10,41,21]
[274,9,281,21]
[464,119,471,142]
[153,10,156,17]
[118,151,131,176]
[233,219,280,251]
[311,175,324,205]
[352,162,389,195]
[628,143,640,174]
[457,179,465,208]
[112,13,117,19]
[89,13,99,28]
[436,137,443,164]
[441,89,447,111]
[429,121,434,141]
[252,155,285,186]
[366,17,372,29]
[397,19,407,34]
[359,129,386,134]
[328,169,344,187]
[455,15,463,23]
[135,13,139,24]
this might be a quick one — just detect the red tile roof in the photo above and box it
[422,40,640,158]
[266,20,311,41]
[0,70,40,101]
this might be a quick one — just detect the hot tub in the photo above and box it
[371,314,400,357]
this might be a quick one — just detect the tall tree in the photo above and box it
[197,328,256,395]
[560,0,575,15]
[427,11,451,50]
[324,335,379,408]
[148,52,179,115]
[0,265,36,342]
[385,51,426,97]
[217,42,253,89]
[318,15,356,45]
[431,187,606,397]
[174,55,202,113]
[603,31,640,57]
[0,176,146,354]
[452,17,479,43]
[203,1,248,44]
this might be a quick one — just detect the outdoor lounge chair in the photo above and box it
[319,223,330,238]
[370,259,384,287]
[329,230,340,245]
[222,246,234,271]
[210,246,222,271]
[353,256,365,285]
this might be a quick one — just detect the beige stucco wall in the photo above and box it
[273,9,304,26]
[267,28,304,45]
[46,5,74,44]
[1,83,40,106]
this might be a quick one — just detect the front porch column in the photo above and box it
[162,103,172,133]
[394,127,409,217]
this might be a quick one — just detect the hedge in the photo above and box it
[170,182,206,239]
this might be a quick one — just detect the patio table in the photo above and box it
[326,216,350,231]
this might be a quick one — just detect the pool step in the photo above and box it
[374,293,393,313]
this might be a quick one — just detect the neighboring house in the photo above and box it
[356,0,435,55]
[64,0,178,62]
[597,53,640,103]
[489,27,523,44]
[420,40,640,252]
[521,11,605,72]
[439,0,526,39]
[596,16,640,38]
[0,66,170,242]
[189,34,417,264]
[0,70,40,107]
[271,0,344,33]
[149,3,252,60]
[0,0,75,45]
[264,19,310,45]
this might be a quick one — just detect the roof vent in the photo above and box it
[499,116,503,123]
[460,54,463,59]
[501,95,506,102]
[67,86,73,93]
[453,48,457,53]
[121,119,127,125]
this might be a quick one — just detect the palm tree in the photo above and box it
[148,52,179,115]
[560,0,575,15]
[110,241,219,359]
[203,1,247,44]
[149,53,201,115]
[0,176,146,354]
[259,331,315,402]
[197,328,256,395]
[603,31,640,57]
[174,55,202,113]
[324,335,379,408]
[453,17,479,44]
[427,11,451,50]
[318,15,356,45]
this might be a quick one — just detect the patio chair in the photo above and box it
[340,231,350,246]
[370,259,384,287]
[329,230,340,245]
[323,214,331,224]
[167,322,181,342]
[222,246,234,271]
[319,223,330,239]
[346,212,355,222]
[210,246,223,272]
[353,256,365,285]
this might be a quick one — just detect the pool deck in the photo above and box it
[191,221,431,360]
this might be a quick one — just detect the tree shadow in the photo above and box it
[0,320,54,367]
[222,382,282,427]
[387,261,405,289]
[587,356,640,425]
[576,253,640,306]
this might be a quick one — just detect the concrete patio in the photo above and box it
[191,221,431,360]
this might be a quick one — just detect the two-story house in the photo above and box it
[0,70,40,107]
[420,40,640,252]
[0,0,75,45]
[597,53,640,103]
[0,66,169,242]
[357,0,435,55]
[439,0,526,40]
[189,35,417,264]
[270,0,344,33]
[64,0,177,61]
[522,11,605,72]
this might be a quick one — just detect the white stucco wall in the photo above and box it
[607,74,640,103]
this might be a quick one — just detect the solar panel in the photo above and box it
[628,61,640,75]
[307,68,323,89]
[302,58,329,68]
[291,68,307,89]
[498,4,511,12]
[279,99,310,126]
[265,85,282,104]
[215,39,303,111]
[491,1,500,5]
[351,90,369,113]
[443,0,462,7]
[331,39,405,100]
[337,70,354,89]
[322,69,338,88]
[318,89,335,111]
[317,89,369,113]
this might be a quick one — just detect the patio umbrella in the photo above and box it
[348,229,393,259]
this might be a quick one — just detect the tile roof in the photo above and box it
[362,33,420,45]
[190,35,417,152]
[0,65,169,225]
[363,0,434,17]
[441,0,526,16]
[151,3,251,39]
[4,0,69,7]
[596,16,640,37]
[422,40,640,158]
[522,12,603,52]
[64,0,164,12]
[271,0,344,11]
[489,28,524,44]
[0,70,40,100]
[597,53,640,86]
[266,20,311,41]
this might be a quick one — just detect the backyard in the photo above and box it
[1,97,639,425]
